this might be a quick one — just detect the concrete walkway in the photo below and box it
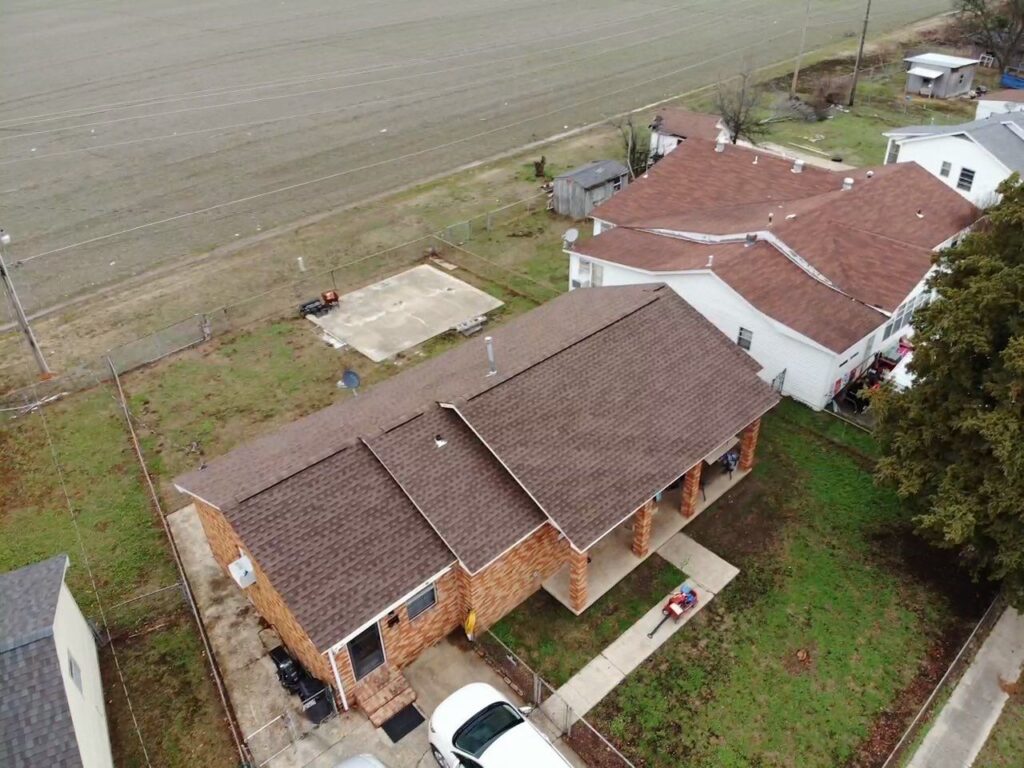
[907,607,1024,768]
[554,533,738,717]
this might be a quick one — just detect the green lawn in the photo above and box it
[492,556,686,687]
[975,687,1024,768]
[762,67,987,167]
[0,390,239,768]
[579,400,977,768]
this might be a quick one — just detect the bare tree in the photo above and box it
[958,0,1024,70]
[715,68,767,145]
[613,116,650,178]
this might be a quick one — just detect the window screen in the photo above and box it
[957,168,975,191]
[940,161,951,178]
[737,327,753,350]
[407,584,437,619]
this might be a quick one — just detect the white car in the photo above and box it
[428,683,571,768]
[333,757,388,768]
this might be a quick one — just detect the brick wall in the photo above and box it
[463,523,570,631]
[193,500,333,685]
[378,568,464,670]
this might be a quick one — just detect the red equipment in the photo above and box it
[647,585,698,638]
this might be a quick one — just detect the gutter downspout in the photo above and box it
[328,646,350,711]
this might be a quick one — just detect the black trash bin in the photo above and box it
[296,674,334,725]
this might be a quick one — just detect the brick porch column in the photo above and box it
[568,548,588,613]
[680,463,702,518]
[631,499,655,558]
[739,417,762,472]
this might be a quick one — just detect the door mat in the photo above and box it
[381,704,425,743]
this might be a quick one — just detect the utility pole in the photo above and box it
[790,0,813,100]
[848,0,873,107]
[0,229,51,377]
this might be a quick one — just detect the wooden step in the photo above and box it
[352,665,418,728]
[367,686,417,728]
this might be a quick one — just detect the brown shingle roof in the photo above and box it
[581,140,980,348]
[226,443,456,651]
[457,293,779,549]
[579,228,887,352]
[651,108,723,142]
[365,408,545,574]
[177,285,664,509]
[178,285,779,644]
[983,89,1024,103]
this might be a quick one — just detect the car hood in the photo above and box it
[482,721,572,768]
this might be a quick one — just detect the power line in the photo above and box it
[31,385,153,768]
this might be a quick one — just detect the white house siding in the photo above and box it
[976,99,1024,120]
[650,132,682,159]
[568,253,839,409]
[52,583,114,768]
[887,135,1008,207]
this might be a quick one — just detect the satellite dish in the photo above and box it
[337,369,361,394]
[563,227,579,245]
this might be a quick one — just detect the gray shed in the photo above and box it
[904,53,979,99]
[552,160,630,219]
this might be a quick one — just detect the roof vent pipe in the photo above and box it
[485,336,497,377]
[715,139,726,153]
[792,159,805,174]
[706,254,715,268]
[842,177,855,191]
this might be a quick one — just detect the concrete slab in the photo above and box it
[308,265,502,361]
[555,655,623,718]
[907,607,1024,768]
[599,583,712,678]
[657,534,739,594]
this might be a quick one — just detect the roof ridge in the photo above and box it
[461,286,668,403]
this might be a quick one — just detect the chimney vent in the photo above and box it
[768,212,774,226]
[792,159,805,174]
[714,139,726,153]
[434,434,448,448]
[842,177,855,191]
[485,336,497,377]
[707,254,715,268]
[866,170,875,179]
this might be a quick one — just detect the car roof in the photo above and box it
[430,682,509,736]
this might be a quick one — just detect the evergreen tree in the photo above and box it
[874,175,1024,605]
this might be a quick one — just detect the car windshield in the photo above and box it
[452,702,523,757]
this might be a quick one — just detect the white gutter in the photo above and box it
[327,646,349,711]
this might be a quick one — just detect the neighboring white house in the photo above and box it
[569,139,979,410]
[0,555,114,768]
[884,112,1024,206]
[648,107,728,164]
[903,53,979,99]
[976,88,1024,119]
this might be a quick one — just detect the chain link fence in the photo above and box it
[1,192,562,409]
[243,690,338,768]
[475,631,636,768]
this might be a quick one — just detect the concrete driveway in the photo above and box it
[169,504,582,767]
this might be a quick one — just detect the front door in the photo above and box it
[347,622,385,680]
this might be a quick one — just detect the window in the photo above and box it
[453,702,524,757]
[940,161,951,178]
[884,293,930,339]
[68,651,82,693]
[574,259,592,288]
[957,168,975,192]
[885,142,900,164]
[612,177,623,192]
[406,584,437,620]
[737,327,753,351]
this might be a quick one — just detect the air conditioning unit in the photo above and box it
[228,555,256,588]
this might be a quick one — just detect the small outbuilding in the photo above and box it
[904,53,979,99]
[552,160,629,219]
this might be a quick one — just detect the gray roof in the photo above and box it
[886,113,1024,173]
[903,52,979,70]
[0,555,83,768]
[0,555,67,652]
[556,160,629,189]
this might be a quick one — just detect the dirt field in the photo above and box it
[1,0,949,316]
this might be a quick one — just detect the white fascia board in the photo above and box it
[324,563,455,654]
